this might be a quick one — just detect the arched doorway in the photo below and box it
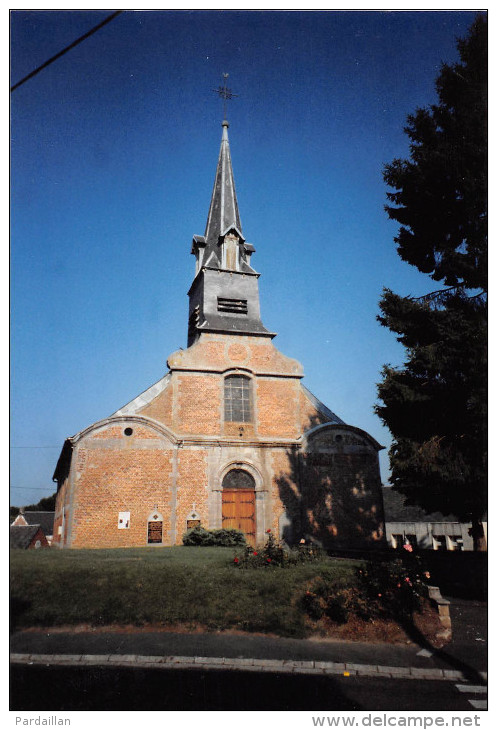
[222,468,256,546]
[147,510,163,545]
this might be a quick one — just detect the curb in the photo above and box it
[10,653,487,683]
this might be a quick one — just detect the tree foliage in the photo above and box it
[10,492,57,522]
[376,16,487,548]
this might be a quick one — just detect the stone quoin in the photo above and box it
[52,115,386,550]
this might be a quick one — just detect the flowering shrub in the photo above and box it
[232,532,324,569]
[356,556,429,620]
[300,578,371,624]
[300,556,431,626]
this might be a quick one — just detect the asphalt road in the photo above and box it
[10,596,487,712]
[9,663,485,712]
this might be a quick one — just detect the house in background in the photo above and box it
[382,487,480,551]
[10,524,50,549]
[11,509,55,546]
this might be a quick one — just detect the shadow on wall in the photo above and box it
[276,414,386,551]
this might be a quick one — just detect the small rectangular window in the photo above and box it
[217,297,248,314]
[392,534,403,549]
[433,534,447,550]
[405,534,418,549]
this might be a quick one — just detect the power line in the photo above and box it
[11,10,123,92]
[10,486,55,491]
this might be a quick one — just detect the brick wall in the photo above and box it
[63,423,175,549]
[54,332,384,550]
[139,382,173,426]
[176,373,220,435]
[257,378,299,438]
[299,387,330,433]
[301,427,385,550]
[175,449,209,542]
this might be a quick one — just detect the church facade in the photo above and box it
[52,120,386,550]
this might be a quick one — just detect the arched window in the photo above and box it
[222,468,256,490]
[224,374,252,423]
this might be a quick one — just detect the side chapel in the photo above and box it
[53,115,386,550]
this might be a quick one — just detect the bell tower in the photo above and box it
[187,114,274,346]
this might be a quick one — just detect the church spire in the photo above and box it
[203,119,243,252]
[187,110,274,346]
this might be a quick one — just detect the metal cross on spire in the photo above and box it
[212,73,238,121]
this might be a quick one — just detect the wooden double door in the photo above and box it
[222,489,256,546]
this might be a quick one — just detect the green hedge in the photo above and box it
[182,527,246,547]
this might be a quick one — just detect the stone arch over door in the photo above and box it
[221,467,257,546]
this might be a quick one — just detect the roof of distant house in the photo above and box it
[12,511,54,534]
[10,524,44,549]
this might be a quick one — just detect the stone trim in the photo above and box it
[10,654,485,683]
[70,415,180,446]
[302,422,385,451]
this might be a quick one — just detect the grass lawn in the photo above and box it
[10,547,361,638]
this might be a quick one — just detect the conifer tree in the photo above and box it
[376,16,487,550]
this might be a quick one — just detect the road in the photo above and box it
[10,597,487,712]
[10,663,487,712]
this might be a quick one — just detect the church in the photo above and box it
[52,113,386,551]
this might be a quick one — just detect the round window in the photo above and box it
[124,427,133,436]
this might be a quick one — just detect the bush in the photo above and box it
[356,555,429,620]
[233,532,324,569]
[299,578,367,624]
[182,527,246,547]
[299,553,431,627]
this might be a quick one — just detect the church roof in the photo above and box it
[200,120,243,266]
[300,385,346,425]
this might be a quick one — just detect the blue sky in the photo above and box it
[10,9,481,507]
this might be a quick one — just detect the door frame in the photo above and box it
[218,461,265,545]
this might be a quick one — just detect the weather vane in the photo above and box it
[212,73,238,121]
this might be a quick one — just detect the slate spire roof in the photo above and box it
[204,120,243,249]
[187,118,275,343]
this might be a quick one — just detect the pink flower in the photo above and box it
[266,529,271,533]
[234,557,239,564]
[403,544,413,552]
[404,577,411,584]
[378,593,382,597]
[267,558,272,563]
[253,551,258,556]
